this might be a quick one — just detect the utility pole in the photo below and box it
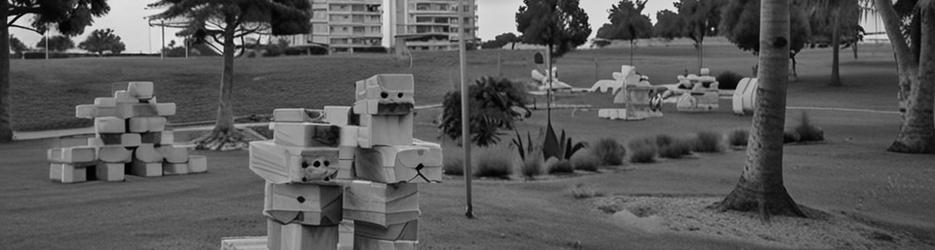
[44,29,49,60]
[458,0,474,219]
[160,20,165,60]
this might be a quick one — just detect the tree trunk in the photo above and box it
[830,10,842,86]
[875,0,916,116]
[0,0,13,142]
[889,6,935,154]
[717,0,804,220]
[193,18,247,151]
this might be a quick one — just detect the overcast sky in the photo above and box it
[9,0,676,53]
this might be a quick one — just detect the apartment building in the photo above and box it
[280,0,477,53]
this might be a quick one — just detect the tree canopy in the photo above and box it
[676,0,726,45]
[516,0,592,57]
[79,28,125,55]
[596,0,653,41]
[802,0,864,47]
[719,0,811,55]
[8,35,27,55]
[653,9,682,40]
[482,32,521,49]
[6,0,111,36]
[36,35,74,52]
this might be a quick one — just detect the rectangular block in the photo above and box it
[343,181,419,227]
[264,182,343,225]
[116,103,175,118]
[128,117,167,133]
[188,155,208,173]
[353,74,415,116]
[157,145,189,163]
[158,131,175,145]
[339,220,354,250]
[94,97,117,107]
[98,145,132,163]
[95,162,125,181]
[353,237,417,250]
[267,220,282,250]
[357,114,413,148]
[49,163,62,181]
[354,220,418,241]
[127,81,154,99]
[273,108,325,123]
[96,133,142,147]
[114,90,137,103]
[53,137,91,148]
[339,146,356,160]
[324,106,352,126]
[49,146,97,164]
[94,117,126,134]
[281,223,338,250]
[163,163,190,175]
[75,104,117,119]
[337,159,354,180]
[339,126,359,147]
[52,163,88,184]
[130,160,163,177]
[221,237,268,250]
[134,144,164,163]
[272,122,341,147]
[354,144,442,184]
[249,141,339,184]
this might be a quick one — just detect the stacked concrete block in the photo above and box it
[47,82,208,184]
[593,66,664,121]
[675,74,721,112]
[236,74,442,250]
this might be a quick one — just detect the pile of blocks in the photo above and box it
[225,74,442,250]
[48,82,207,184]
[674,68,721,112]
[591,65,664,120]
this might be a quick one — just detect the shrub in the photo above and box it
[439,77,531,146]
[716,71,744,90]
[784,130,801,144]
[655,134,674,148]
[473,147,513,179]
[693,131,724,153]
[571,183,603,199]
[521,154,544,179]
[658,137,693,159]
[591,138,626,166]
[728,129,749,147]
[547,158,574,174]
[794,112,824,142]
[570,150,601,172]
[443,152,464,176]
[628,138,657,163]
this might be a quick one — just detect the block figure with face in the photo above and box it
[354,74,415,116]
[354,144,442,184]
[250,141,341,184]
[263,182,343,226]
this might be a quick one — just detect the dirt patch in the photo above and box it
[592,196,934,249]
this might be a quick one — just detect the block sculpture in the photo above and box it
[674,74,720,112]
[230,74,442,250]
[48,82,207,184]
[732,78,759,115]
[590,66,664,120]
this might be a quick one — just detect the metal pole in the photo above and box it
[44,30,49,60]
[185,37,189,58]
[546,45,551,123]
[458,0,474,219]
[160,21,165,60]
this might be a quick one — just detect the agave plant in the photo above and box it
[542,124,587,161]
[511,129,537,161]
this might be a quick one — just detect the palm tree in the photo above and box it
[872,0,935,153]
[717,0,805,220]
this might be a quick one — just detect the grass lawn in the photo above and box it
[3,43,934,249]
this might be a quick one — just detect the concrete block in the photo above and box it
[157,145,189,163]
[277,223,339,250]
[249,141,339,184]
[272,122,341,147]
[75,104,117,119]
[188,155,208,173]
[116,103,175,118]
[354,144,442,184]
[94,97,117,107]
[336,159,354,180]
[163,163,190,175]
[98,145,132,163]
[220,236,268,250]
[324,106,352,126]
[353,74,415,116]
[95,162,125,181]
[343,181,419,227]
[134,144,164,163]
[50,146,97,163]
[353,237,417,250]
[354,220,418,241]
[114,90,137,103]
[127,81,154,99]
[263,182,343,226]
[56,163,88,184]
[128,117,167,133]
[130,160,163,177]
[96,133,142,147]
[272,108,325,123]
[94,117,126,134]
[357,114,413,148]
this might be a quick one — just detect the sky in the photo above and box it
[9,0,676,53]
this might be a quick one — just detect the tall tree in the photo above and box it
[36,35,75,52]
[676,0,727,71]
[79,28,126,55]
[653,9,683,40]
[873,0,935,153]
[803,0,863,86]
[516,0,591,125]
[1,0,111,142]
[9,35,28,58]
[720,0,811,77]
[717,0,805,220]
[596,0,653,65]
[149,0,311,150]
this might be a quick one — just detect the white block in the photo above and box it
[343,181,419,227]
[129,117,167,133]
[96,133,142,147]
[336,159,354,180]
[158,131,175,145]
[338,146,356,160]
[249,141,339,184]
[357,114,413,148]
[355,74,415,103]
[338,220,354,250]
[156,103,176,116]
[355,144,442,184]
[95,162,125,181]
[339,126,359,147]
[94,97,117,107]
[134,144,164,163]
[263,182,343,225]
[157,145,189,163]
[55,164,87,184]
[353,237,417,250]
[278,223,339,250]
[54,146,97,163]
[272,122,341,147]
[273,108,325,122]
[220,237,268,250]
[114,90,137,103]
[163,163,190,175]
[323,106,352,126]
[94,117,126,134]
[355,220,418,241]
[188,155,208,173]
[115,103,175,118]
[98,145,132,163]
[127,81,154,99]
[130,160,163,177]
[49,163,63,181]
[75,104,117,119]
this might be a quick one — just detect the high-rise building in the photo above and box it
[280,0,477,53]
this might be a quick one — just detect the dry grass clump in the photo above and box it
[628,138,658,163]
[693,131,724,153]
[591,138,626,166]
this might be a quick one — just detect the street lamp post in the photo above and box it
[458,0,474,219]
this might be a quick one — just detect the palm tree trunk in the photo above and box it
[875,0,916,116]
[830,10,842,86]
[889,5,935,154]
[717,0,804,220]
[0,0,13,142]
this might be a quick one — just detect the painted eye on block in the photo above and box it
[397,92,404,98]
[296,196,306,203]
[313,160,321,167]
[301,161,309,169]
[381,92,389,98]
[323,160,330,166]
